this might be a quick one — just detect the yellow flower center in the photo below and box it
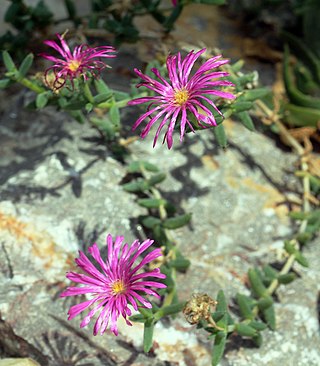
[111,280,126,295]
[68,60,81,72]
[174,88,189,106]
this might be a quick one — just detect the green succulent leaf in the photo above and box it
[0,79,12,89]
[162,213,192,229]
[137,198,167,208]
[252,332,263,347]
[236,293,254,320]
[122,179,150,192]
[143,318,155,353]
[93,92,113,104]
[262,304,276,330]
[94,78,112,94]
[169,257,191,271]
[141,216,162,229]
[148,173,167,186]
[2,51,16,72]
[284,103,320,127]
[211,331,227,366]
[248,268,268,298]
[213,124,227,148]
[277,273,296,284]
[232,101,253,112]
[237,111,255,131]
[243,88,270,101]
[127,161,159,173]
[283,45,320,109]
[36,92,49,109]
[248,321,267,331]
[257,296,273,311]
[235,323,257,337]
[18,53,33,78]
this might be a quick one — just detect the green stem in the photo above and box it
[140,166,177,306]
[153,302,185,321]
[97,98,131,109]
[19,78,46,94]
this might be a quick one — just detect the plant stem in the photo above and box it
[19,78,46,94]
[140,166,178,306]
[252,99,311,307]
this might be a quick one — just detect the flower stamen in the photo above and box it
[174,88,189,106]
[68,60,81,72]
[111,279,127,295]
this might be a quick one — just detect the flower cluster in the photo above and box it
[60,234,166,336]
[40,33,116,90]
[128,48,235,148]
[41,36,235,148]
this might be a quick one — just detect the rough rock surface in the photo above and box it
[0,86,319,366]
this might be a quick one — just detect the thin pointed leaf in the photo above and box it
[143,319,154,353]
[232,101,253,112]
[2,51,16,72]
[18,53,33,78]
[237,111,255,131]
[137,198,167,208]
[243,88,270,101]
[148,173,166,186]
[211,331,227,366]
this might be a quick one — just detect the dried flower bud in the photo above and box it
[183,293,217,325]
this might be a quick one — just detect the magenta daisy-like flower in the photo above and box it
[40,33,116,89]
[60,234,166,336]
[128,48,235,149]
[172,0,177,5]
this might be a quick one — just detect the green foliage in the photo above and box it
[1,0,53,59]
[143,318,155,353]
[211,331,227,366]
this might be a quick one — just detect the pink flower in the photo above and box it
[128,48,235,149]
[172,0,177,5]
[40,33,116,89]
[60,234,166,336]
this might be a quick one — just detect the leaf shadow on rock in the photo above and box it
[49,315,118,366]
[34,331,95,366]
[227,141,297,196]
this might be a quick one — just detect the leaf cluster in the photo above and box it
[1,0,53,59]
[1,51,131,141]
[123,160,191,351]
[1,0,225,56]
